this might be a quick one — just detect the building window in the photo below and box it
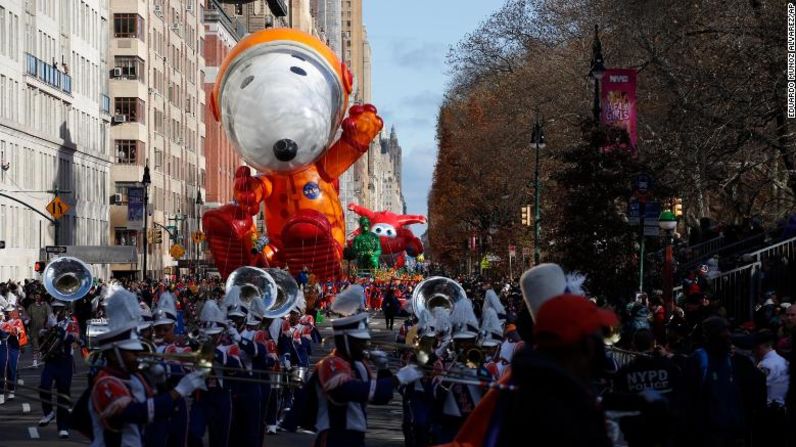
[114,227,138,246]
[113,97,145,123]
[115,140,140,164]
[113,14,143,39]
[112,56,145,81]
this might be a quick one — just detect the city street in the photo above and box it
[0,315,405,447]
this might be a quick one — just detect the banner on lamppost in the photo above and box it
[127,187,145,230]
[601,68,637,156]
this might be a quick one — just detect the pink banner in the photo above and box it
[600,68,637,155]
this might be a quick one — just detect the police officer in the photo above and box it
[37,300,78,438]
[610,328,682,447]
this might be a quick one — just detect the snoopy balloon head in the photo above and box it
[211,28,354,174]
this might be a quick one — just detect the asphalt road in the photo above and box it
[0,313,406,447]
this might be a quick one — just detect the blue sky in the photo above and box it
[363,1,500,235]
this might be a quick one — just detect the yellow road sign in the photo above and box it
[170,243,186,259]
[192,231,205,244]
[46,197,70,220]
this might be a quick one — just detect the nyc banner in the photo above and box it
[601,68,637,156]
[127,187,145,230]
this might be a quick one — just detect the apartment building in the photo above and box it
[0,0,113,279]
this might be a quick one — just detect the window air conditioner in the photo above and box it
[186,3,193,12]
[112,193,123,204]
[111,67,123,78]
[113,114,128,123]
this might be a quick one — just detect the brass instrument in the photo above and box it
[263,268,300,318]
[42,256,94,302]
[411,276,467,317]
[225,266,278,310]
[86,318,109,350]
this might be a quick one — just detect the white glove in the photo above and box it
[368,350,389,370]
[174,370,208,397]
[434,339,452,357]
[241,329,255,341]
[282,354,291,369]
[227,326,242,343]
[396,365,423,385]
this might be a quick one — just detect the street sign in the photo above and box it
[643,201,662,237]
[45,196,70,220]
[170,243,186,259]
[633,172,654,193]
[508,245,516,258]
[522,247,531,257]
[628,197,641,226]
[45,245,67,254]
[192,231,205,244]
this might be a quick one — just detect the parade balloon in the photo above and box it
[346,203,426,268]
[202,28,383,280]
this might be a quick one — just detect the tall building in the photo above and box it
[108,0,206,279]
[0,0,113,279]
[375,126,405,214]
[311,0,341,55]
[202,1,244,207]
[217,0,319,35]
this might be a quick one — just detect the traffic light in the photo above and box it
[673,198,683,218]
[153,230,163,244]
[34,261,46,273]
[520,205,532,226]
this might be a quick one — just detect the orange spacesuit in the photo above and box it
[202,28,383,279]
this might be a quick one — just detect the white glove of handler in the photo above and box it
[227,326,242,343]
[174,370,208,397]
[368,350,390,370]
[396,365,424,385]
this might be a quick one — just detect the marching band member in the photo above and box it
[188,300,240,447]
[440,263,617,447]
[224,287,267,447]
[0,304,26,404]
[263,313,283,434]
[479,307,508,380]
[37,300,79,438]
[148,291,191,447]
[89,285,207,447]
[137,302,154,345]
[313,285,421,447]
[244,297,280,438]
[432,297,484,443]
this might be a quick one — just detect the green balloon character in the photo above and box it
[352,217,381,271]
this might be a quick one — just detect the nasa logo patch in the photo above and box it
[303,182,321,200]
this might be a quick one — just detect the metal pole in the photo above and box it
[142,186,148,281]
[663,230,674,319]
[534,141,541,265]
[638,236,645,292]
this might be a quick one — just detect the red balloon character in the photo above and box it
[346,203,426,268]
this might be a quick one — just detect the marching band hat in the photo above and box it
[330,285,369,339]
[94,285,144,351]
[520,263,567,321]
[199,300,227,335]
[51,300,67,308]
[153,291,178,326]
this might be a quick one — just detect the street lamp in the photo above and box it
[531,111,546,266]
[658,210,677,317]
[588,24,605,124]
[194,189,203,278]
[141,162,151,281]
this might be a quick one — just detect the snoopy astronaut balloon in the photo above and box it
[202,28,383,279]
